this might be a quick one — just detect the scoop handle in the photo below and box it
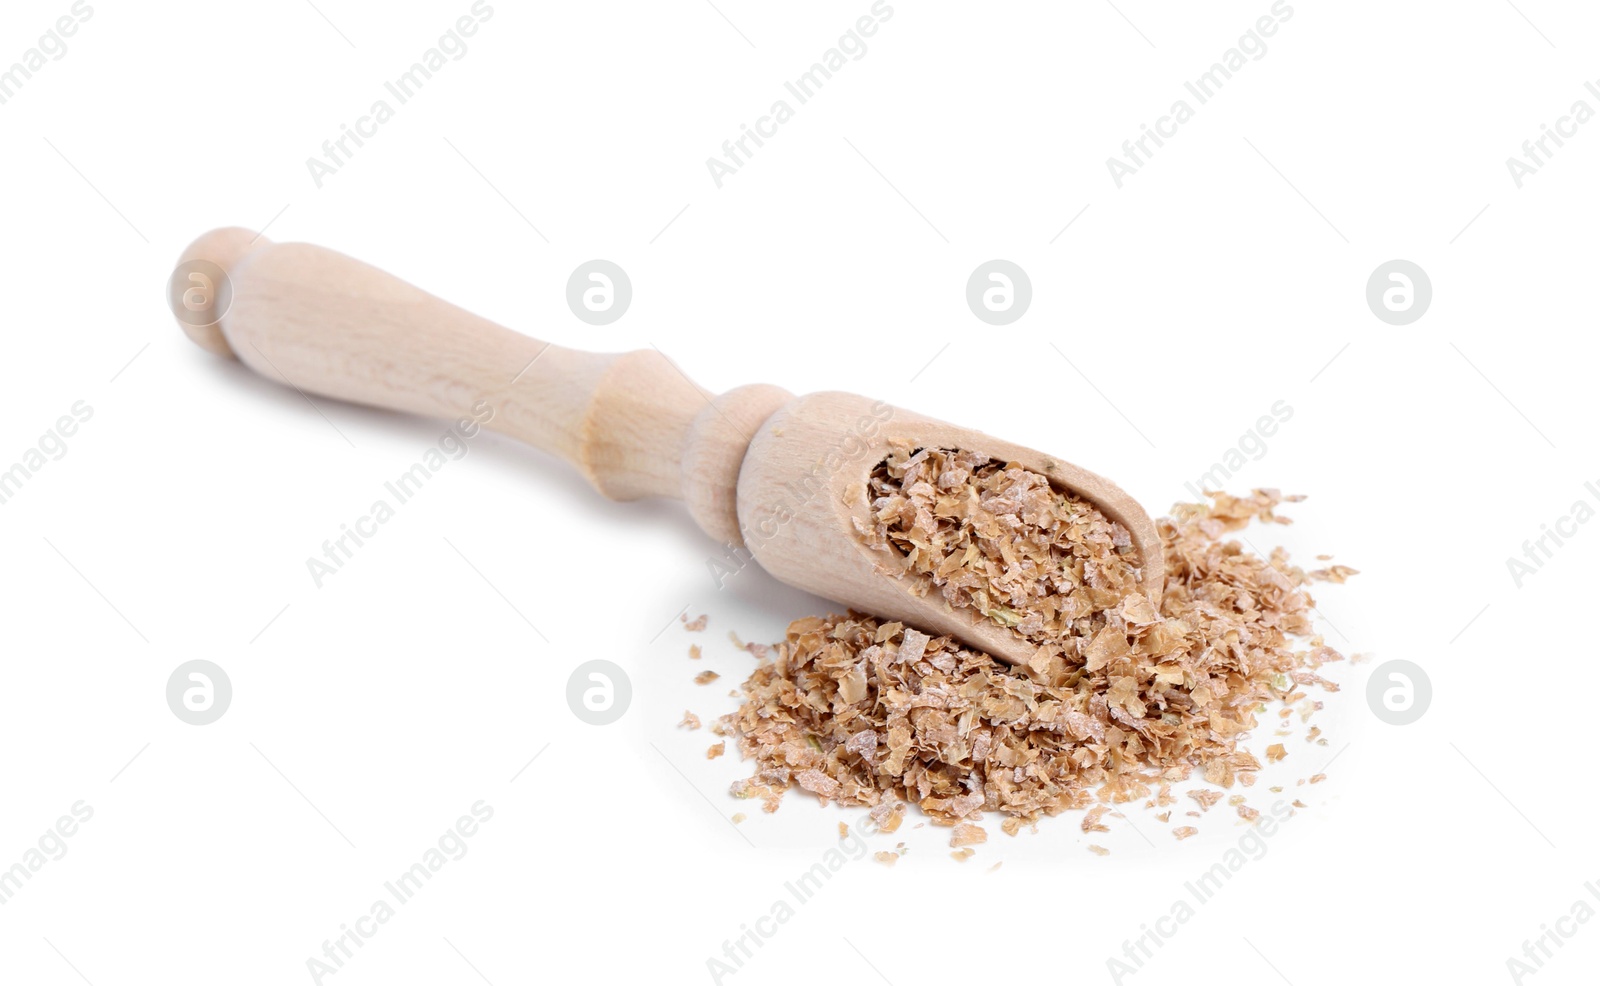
[172,228,790,544]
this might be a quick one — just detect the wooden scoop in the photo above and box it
[172,228,1164,666]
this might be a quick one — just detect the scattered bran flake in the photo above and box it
[682,613,708,632]
[1001,817,1023,837]
[720,486,1347,835]
[1088,845,1111,856]
[1293,800,1308,809]
[1237,805,1260,820]
[988,862,1003,872]
[1309,564,1359,584]
[1082,806,1111,834]
[1310,773,1327,784]
[694,670,720,685]
[679,710,701,730]
[950,823,988,848]
[732,813,746,824]
[868,800,907,834]
[1306,727,1321,743]
[689,644,702,660]
[707,743,725,760]
[1172,826,1200,841]
[1266,743,1287,763]
[1228,795,1247,807]
[874,851,899,867]
[951,848,976,862]
[838,822,849,839]
[1156,811,1171,823]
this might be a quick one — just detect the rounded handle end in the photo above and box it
[170,227,272,359]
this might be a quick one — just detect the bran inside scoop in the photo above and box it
[858,443,1148,661]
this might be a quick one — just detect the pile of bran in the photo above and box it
[720,458,1350,836]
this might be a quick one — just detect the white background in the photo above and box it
[2,1,1596,983]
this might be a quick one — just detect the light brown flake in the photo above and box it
[694,670,719,685]
[796,769,840,799]
[681,613,708,632]
[950,823,988,848]
[871,801,907,834]
[1172,826,1199,841]
[678,710,701,730]
[1309,564,1359,584]
[706,742,725,759]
